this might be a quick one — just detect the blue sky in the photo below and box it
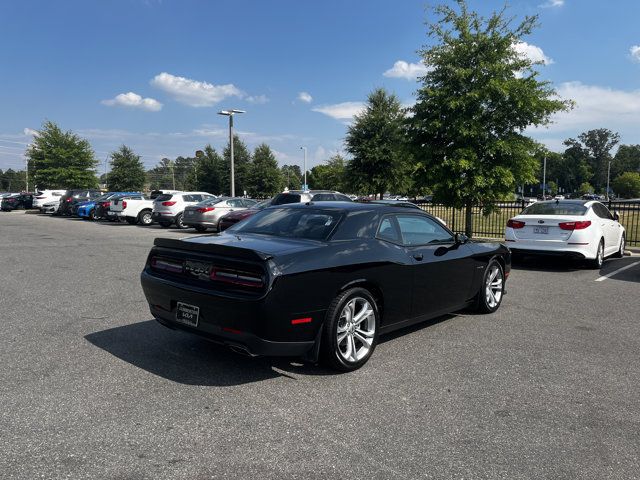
[1,0,640,172]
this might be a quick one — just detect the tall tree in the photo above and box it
[561,141,593,194]
[26,120,98,189]
[194,145,224,195]
[345,88,411,198]
[247,144,283,198]
[308,154,348,191]
[281,165,302,190]
[564,129,620,192]
[612,144,640,178]
[408,1,570,235]
[0,168,26,191]
[612,172,640,199]
[222,135,252,195]
[107,145,146,191]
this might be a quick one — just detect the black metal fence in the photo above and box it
[413,200,640,246]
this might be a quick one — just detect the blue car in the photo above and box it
[76,192,140,220]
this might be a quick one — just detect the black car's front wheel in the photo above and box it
[474,260,504,313]
[320,288,379,372]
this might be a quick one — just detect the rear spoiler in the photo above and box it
[153,237,273,262]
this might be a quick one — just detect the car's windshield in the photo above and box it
[521,202,588,216]
[230,207,342,240]
[271,193,301,205]
[251,199,272,210]
[197,197,228,206]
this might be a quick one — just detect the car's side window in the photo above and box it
[183,195,195,202]
[592,203,610,219]
[376,216,401,244]
[396,215,454,246]
[228,199,241,207]
[312,193,332,201]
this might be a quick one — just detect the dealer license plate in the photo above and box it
[533,226,548,234]
[176,302,200,327]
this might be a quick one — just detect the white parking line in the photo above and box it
[595,261,640,282]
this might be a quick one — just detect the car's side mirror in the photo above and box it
[455,233,468,244]
[613,211,620,222]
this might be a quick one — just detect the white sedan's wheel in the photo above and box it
[590,240,604,269]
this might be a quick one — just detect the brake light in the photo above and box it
[122,201,127,209]
[197,207,215,213]
[66,198,72,202]
[559,220,591,230]
[210,267,264,288]
[150,256,183,273]
[162,201,176,206]
[507,219,525,229]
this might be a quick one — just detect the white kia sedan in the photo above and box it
[505,200,626,268]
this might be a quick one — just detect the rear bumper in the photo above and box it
[141,271,319,357]
[152,211,178,224]
[183,219,218,229]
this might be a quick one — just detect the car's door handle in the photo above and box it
[413,253,424,261]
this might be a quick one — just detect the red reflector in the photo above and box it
[507,219,525,229]
[222,327,242,335]
[291,317,312,325]
[559,221,591,230]
[197,207,215,213]
[162,201,176,206]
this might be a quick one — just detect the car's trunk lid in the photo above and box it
[511,214,585,241]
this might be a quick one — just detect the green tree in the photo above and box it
[561,141,593,194]
[107,145,146,191]
[546,180,558,196]
[146,158,174,190]
[308,154,347,191]
[26,120,98,189]
[612,172,640,199]
[345,88,412,199]
[564,129,620,192]
[408,1,571,236]
[194,145,224,195]
[577,182,594,196]
[612,144,640,178]
[0,168,26,191]
[247,144,283,197]
[281,165,302,190]
[221,135,252,195]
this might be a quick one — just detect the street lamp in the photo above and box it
[300,146,307,191]
[218,109,246,197]
[606,160,612,201]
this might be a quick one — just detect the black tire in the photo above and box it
[319,287,380,372]
[474,259,505,314]
[175,213,187,229]
[159,222,171,228]
[88,209,95,221]
[589,239,604,269]
[614,234,625,258]
[194,225,207,232]
[126,217,137,225]
[138,210,153,226]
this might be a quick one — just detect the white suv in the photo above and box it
[33,190,66,210]
[151,191,216,229]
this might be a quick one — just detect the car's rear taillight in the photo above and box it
[66,198,72,202]
[507,219,525,229]
[197,207,215,213]
[210,267,264,288]
[559,220,591,230]
[162,201,176,206]
[150,256,183,273]
[101,202,110,207]
[122,201,127,209]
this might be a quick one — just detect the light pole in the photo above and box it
[218,109,246,197]
[300,146,307,190]
[542,155,547,199]
[606,160,612,200]
[25,156,29,192]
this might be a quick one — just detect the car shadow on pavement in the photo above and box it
[84,320,334,386]
[511,255,585,272]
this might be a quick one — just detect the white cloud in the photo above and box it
[539,0,564,8]
[630,45,640,63]
[150,72,243,107]
[23,128,39,137]
[313,146,327,162]
[297,91,313,103]
[514,42,554,65]
[101,92,163,111]
[383,60,430,80]
[312,102,365,121]
[529,82,640,149]
[245,94,269,104]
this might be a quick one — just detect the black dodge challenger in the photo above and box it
[141,202,510,371]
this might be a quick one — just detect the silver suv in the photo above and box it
[151,191,216,229]
[271,190,352,206]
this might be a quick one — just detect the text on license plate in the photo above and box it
[534,226,549,234]
[176,302,199,327]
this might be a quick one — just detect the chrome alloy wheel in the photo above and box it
[485,264,503,309]
[336,297,376,363]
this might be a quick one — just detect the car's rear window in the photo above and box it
[155,194,173,202]
[521,202,588,216]
[231,208,342,240]
[272,193,301,205]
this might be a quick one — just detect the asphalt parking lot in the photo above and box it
[1,211,639,480]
